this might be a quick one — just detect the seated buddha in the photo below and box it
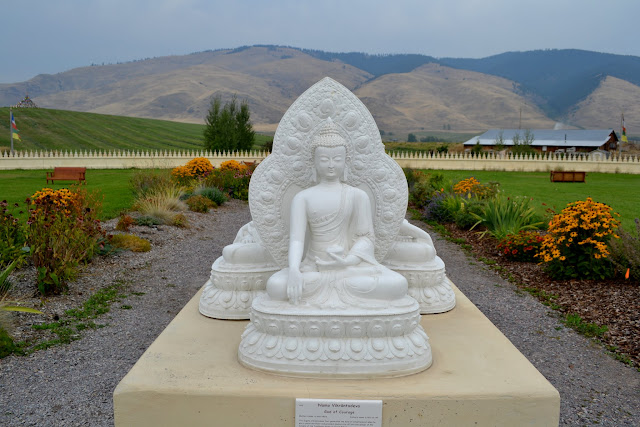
[266,120,408,306]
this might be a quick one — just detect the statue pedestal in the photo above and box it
[114,284,559,426]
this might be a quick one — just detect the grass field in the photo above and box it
[0,169,137,220]
[424,170,640,232]
[0,107,271,153]
[1,168,638,231]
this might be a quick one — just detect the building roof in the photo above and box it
[463,129,616,148]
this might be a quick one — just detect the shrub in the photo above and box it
[0,326,19,358]
[0,200,27,269]
[194,186,227,206]
[404,169,445,208]
[471,195,543,240]
[538,198,620,280]
[186,195,216,213]
[171,157,214,184]
[115,214,135,232]
[497,230,545,262]
[606,218,640,283]
[25,188,104,295]
[424,193,462,223]
[171,213,189,228]
[135,216,162,227]
[454,199,485,230]
[205,164,255,200]
[219,159,248,172]
[452,177,498,199]
[109,234,151,252]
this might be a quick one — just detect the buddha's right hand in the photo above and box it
[287,268,304,305]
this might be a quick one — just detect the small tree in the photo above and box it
[407,133,417,142]
[494,130,505,152]
[512,129,535,155]
[204,95,255,152]
[471,141,483,157]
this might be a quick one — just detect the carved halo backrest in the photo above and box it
[249,77,408,268]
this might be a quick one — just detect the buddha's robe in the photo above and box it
[267,185,407,305]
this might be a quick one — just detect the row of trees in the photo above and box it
[494,129,535,154]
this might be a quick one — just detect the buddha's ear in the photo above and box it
[311,168,317,183]
[342,154,351,182]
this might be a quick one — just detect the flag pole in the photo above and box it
[10,108,14,156]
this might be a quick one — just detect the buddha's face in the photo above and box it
[314,145,346,182]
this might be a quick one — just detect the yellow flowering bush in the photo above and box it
[171,157,214,184]
[538,198,620,279]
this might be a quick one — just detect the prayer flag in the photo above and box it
[621,119,628,143]
[11,112,18,130]
[10,111,21,140]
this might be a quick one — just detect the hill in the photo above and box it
[1,46,639,135]
[568,76,640,133]
[439,49,640,119]
[355,63,555,132]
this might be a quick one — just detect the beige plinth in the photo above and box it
[114,284,560,426]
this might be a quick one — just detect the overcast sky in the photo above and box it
[2,0,638,83]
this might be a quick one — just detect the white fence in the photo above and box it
[1,149,639,174]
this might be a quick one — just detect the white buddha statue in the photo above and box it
[238,78,432,377]
[265,120,408,306]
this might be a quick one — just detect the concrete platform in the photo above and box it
[114,284,560,426]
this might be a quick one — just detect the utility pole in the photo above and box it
[519,107,522,130]
[9,108,14,156]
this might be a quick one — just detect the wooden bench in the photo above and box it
[550,171,586,183]
[46,167,86,184]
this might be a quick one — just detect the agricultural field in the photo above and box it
[0,107,271,153]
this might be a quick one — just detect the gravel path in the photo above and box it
[1,201,638,426]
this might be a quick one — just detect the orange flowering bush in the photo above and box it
[30,188,77,214]
[26,187,104,295]
[219,160,248,172]
[497,230,545,262]
[538,198,620,279]
[452,177,497,199]
[171,157,214,184]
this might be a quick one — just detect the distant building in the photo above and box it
[463,129,618,153]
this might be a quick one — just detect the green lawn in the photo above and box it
[424,170,640,232]
[2,168,638,231]
[0,169,136,220]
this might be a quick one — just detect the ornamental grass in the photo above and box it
[538,197,620,280]
[471,194,543,240]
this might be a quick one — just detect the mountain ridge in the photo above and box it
[1,45,638,135]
